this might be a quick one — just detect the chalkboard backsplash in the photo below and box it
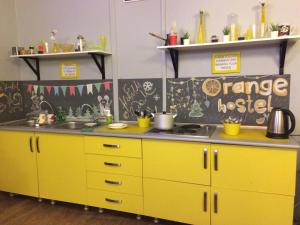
[22,80,113,122]
[118,79,163,121]
[0,81,25,123]
[167,75,290,125]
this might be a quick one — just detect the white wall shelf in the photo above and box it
[157,35,300,78]
[10,50,112,80]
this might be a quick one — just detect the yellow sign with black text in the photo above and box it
[212,52,240,74]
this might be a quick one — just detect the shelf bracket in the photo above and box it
[279,40,288,75]
[168,49,179,79]
[21,57,40,80]
[89,53,105,80]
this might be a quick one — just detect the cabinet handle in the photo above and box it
[203,192,207,212]
[214,192,218,213]
[214,149,218,171]
[105,180,122,185]
[105,198,122,204]
[36,136,40,153]
[104,162,122,167]
[203,148,208,169]
[29,137,33,153]
[103,144,120,148]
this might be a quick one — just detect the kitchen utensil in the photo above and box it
[108,123,128,129]
[149,32,169,45]
[137,117,151,128]
[152,111,177,130]
[266,107,295,139]
[223,123,241,136]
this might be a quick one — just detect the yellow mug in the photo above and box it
[137,117,150,128]
[223,123,240,136]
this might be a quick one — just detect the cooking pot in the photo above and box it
[152,112,177,130]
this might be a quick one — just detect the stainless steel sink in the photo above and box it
[52,121,87,130]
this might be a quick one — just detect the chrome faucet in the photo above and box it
[39,101,56,114]
[81,104,95,120]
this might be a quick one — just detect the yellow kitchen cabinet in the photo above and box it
[211,187,294,225]
[84,136,142,158]
[36,133,86,204]
[211,144,297,195]
[0,131,38,197]
[143,139,210,185]
[87,189,143,214]
[144,178,210,225]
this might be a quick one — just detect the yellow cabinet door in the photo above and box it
[0,131,38,197]
[144,178,210,225]
[211,187,294,225]
[36,133,86,204]
[143,140,210,185]
[211,144,297,195]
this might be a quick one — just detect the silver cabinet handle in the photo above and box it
[104,162,122,167]
[105,198,122,204]
[103,144,120,148]
[214,192,218,213]
[203,192,207,212]
[203,148,208,169]
[36,136,40,153]
[105,180,122,185]
[29,137,33,153]
[214,149,218,171]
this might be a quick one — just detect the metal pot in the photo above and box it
[152,112,177,130]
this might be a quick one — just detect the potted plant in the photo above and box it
[269,23,279,38]
[182,32,190,45]
[223,26,230,42]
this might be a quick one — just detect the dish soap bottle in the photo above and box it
[105,110,113,125]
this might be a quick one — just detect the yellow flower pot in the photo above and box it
[223,123,241,135]
[137,117,151,128]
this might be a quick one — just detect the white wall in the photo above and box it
[0,0,20,80]
[12,0,300,133]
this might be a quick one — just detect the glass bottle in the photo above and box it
[197,11,206,43]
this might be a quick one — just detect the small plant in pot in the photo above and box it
[223,26,230,42]
[269,23,279,38]
[182,32,190,45]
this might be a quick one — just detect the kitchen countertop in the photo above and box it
[0,122,299,149]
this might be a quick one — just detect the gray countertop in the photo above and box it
[0,123,299,149]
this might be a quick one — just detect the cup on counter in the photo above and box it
[223,123,240,135]
[137,117,151,128]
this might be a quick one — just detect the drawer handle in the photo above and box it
[214,192,218,213]
[105,198,122,204]
[203,148,207,169]
[203,192,207,212]
[103,144,120,148]
[104,162,122,167]
[105,180,122,185]
[214,149,218,171]
[29,137,33,153]
[36,136,40,153]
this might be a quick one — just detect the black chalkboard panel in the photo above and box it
[0,81,25,123]
[118,78,163,121]
[167,75,290,126]
[22,79,113,121]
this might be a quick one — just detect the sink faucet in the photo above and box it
[39,100,57,115]
[81,104,95,120]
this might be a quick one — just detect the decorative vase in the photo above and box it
[197,11,205,43]
[183,39,190,45]
[271,31,278,38]
[260,1,266,38]
[223,35,230,42]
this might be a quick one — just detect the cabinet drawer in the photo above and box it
[87,189,143,214]
[85,136,141,158]
[211,144,297,195]
[87,171,142,195]
[86,155,142,177]
[144,178,210,225]
[143,140,210,185]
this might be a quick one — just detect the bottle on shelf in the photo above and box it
[197,10,206,43]
[50,29,59,53]
[260,1,267,38]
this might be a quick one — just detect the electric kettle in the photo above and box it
[266,108,296,139]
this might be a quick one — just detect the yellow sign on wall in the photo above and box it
[212,52,240,74]
[60,62,79,79]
